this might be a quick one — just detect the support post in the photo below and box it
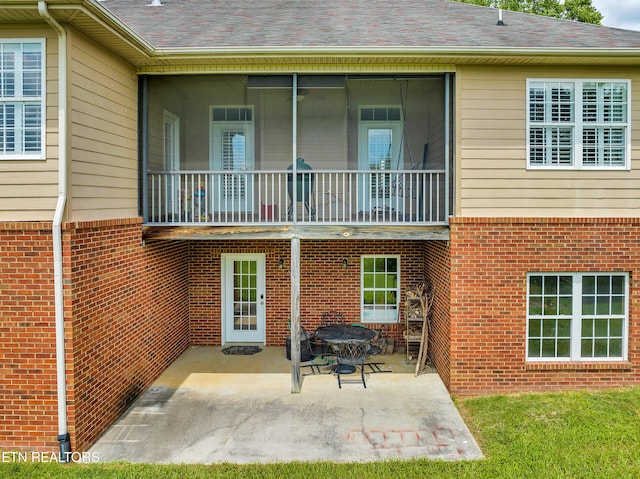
[290,236,302,393]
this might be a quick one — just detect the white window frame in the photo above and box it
[209,105,255,214]
[0,39,46,160]
[357,106,404,213]
[526,272,629,362]
[163,110,180,171]
[209,105,255,171]
[360,255,400,324]
[526,79,631,170]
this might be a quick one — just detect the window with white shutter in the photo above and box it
[0,40,45,159]
[527,79,630,170]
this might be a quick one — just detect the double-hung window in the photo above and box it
[527,79,630,169]
[0,40,45,159]
[527,273,628,361]
[361,255,400,323]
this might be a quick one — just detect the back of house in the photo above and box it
[1,0,640,456]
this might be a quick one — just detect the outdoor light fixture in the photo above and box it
[278,257,285,269]
[342,258,348,269]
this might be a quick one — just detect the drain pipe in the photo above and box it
[38,0,71,461]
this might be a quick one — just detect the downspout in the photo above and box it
[38,0,71,461]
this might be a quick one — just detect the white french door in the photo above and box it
[357,106,404,214]
[222,254,266,343]
[210,106,255,214]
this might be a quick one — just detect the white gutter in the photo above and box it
[38,0,71,461]
[147,45,640,57]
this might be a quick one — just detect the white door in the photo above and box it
[358,106,404,214]
[210,106,255,214]
[223,254,266,343]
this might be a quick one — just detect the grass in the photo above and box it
[2,386,640,478]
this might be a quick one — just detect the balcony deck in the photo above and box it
[143,170,450,240]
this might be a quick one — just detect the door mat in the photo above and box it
[221,346,263,355]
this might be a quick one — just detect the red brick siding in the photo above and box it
[449,217,640,395]
[0,219,190,452]
[424,241,451,389]
[0,223,58,451]
[67,219,189,451]
[188,241,287,345]
[189,240,428,346]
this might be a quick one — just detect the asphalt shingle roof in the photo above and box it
[102,0,640,50]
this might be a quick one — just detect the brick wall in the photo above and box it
[67,219,190,451]
[1,229,442,451]
[189,239,428,346]
[189,240,288,345]
[7,215,640,449]
[0,223,58,451]
[449,217,640,395]
[424,241,451,389]
[0,219,190,452]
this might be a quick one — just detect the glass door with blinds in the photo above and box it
[357,106,404,214]
[210,106,255,214]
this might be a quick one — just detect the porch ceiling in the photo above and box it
[141,224,450,242]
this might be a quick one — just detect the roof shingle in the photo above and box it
[101,0,640,50]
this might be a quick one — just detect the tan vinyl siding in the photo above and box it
[0,28,58,221]
[68,27,138,221]
[457,65,640,218]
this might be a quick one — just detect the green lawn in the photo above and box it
[3,386,640,478]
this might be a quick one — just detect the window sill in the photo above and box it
[525,361,632,371]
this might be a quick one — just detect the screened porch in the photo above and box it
[142,74,453,228]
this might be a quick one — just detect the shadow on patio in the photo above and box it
[90,346,483,464]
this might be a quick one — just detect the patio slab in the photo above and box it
[90,346,483,464]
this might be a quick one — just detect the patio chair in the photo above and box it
[332,340,371,389]
[286,325,334,375]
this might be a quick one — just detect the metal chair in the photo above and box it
[296,326,334,375]
[332,340,371,388]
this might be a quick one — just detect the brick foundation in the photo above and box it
[0,223,58,450]
[449,217,640,395]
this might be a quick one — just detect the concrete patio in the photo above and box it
[90,346,483,464]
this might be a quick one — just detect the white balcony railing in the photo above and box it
[145,170,447,226]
